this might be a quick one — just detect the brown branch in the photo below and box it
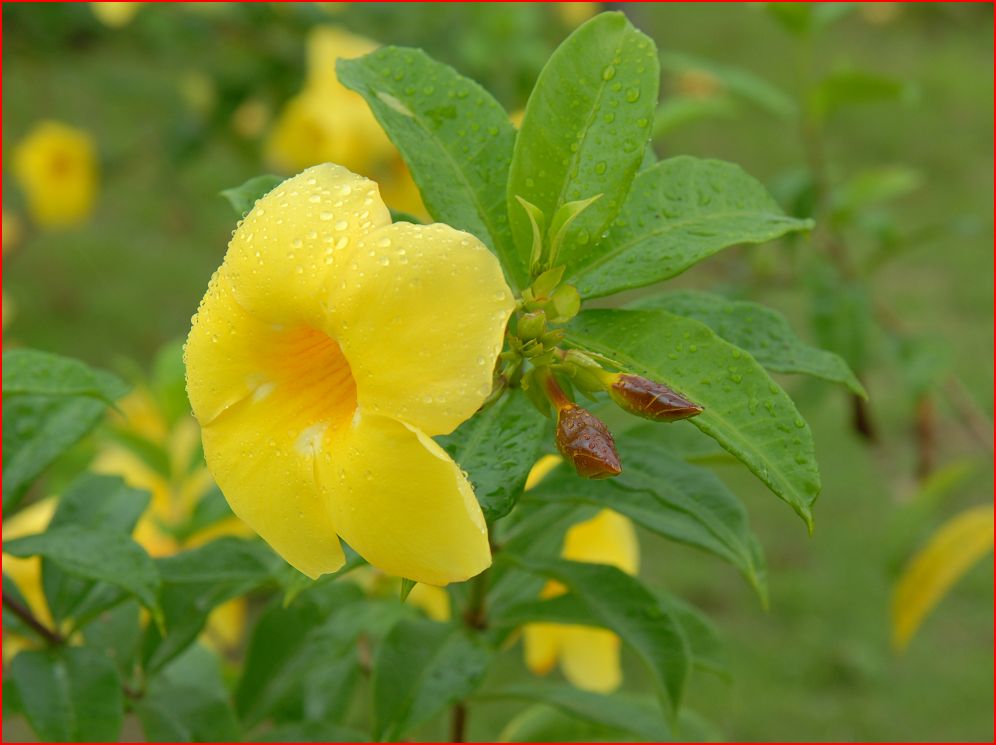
[450,701,468,743]
[2,588,64,646]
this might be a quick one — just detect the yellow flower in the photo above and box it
[13,121,98,229]
[93,387,250,650]
[266,26,393,176]
[184,163,514,585]
[266,26,427,219]
[91,2,141,28]
[523,507,639,693]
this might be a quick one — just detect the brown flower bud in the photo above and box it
[556,404,622,479]
[608,374,704,422]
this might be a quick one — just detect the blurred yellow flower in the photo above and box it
[350,567,451,622]
[266,25,426,218]
[555,3,600,27]
[91,2,141,28]
[3,209,24,254]
[93,386,250,651]
[184,163,514,585]
[2,498,58,662]
[232,97,272,140]
[13,121,98,229]
[523,508,639,693]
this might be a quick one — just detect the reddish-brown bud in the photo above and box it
[608,374,704,422]
[556,404,622,479]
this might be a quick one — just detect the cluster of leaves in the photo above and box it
[2,11,872,742]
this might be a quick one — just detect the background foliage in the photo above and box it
[2,3,993,742]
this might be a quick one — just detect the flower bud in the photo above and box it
[517,311,546,341]
[556,404,622,479]
[608,374,704,422]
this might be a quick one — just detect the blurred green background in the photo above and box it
[3,3,992,742]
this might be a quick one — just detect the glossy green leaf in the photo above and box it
[2,348,128,404]
[524,440,766,595]
[509,556,690,719]
[570,157,814,299]
[566,308,821,528]
[507,11,659,284]
[136,645,241,742]
[438,388,548,521]
[42,474,151,625]
[143,537,276,672]
[337,47,518,281]
[655,591,728,678]
[632,289,865,396]
[9,647,124,742]
[372,617,492,740]
[5,525,161,619]
[221,174,283,217]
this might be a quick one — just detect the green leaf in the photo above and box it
[810,69,916,121]
[9,647,124,742]
[437,388,548,521]
[566,308,821,528]
[808,265,874,375]
[660,52,796,118]
[652,95,739,138]
[142,537,276,672]
[508,556,690,720]
[524,439,766,596]
[655,591,728,678]
[507,11,659,284]
[136,645,241,742]
[257,722,370,742]
[570,156,814,299]
[766,2,855,35]
[632,289,865,396]
[832,165,923,221]
[372,617,492,740]
[4,524,161,619]
[2,348,128,405]
[81,601,143,678]
[236,582,367,726]
[482,684,672,742]
[337,47,518,282]
[42,474,151,625]
[221,174,283,216]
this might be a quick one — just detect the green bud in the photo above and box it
[546,193,602,269]
[515,195,547,274]
[517,311,547,341]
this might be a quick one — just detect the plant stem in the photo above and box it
[450,701,468,743]
[2,588,64,646]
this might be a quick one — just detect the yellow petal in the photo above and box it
[188,274,351,578]
[3,499,58,626]
[892,505,994,650]
[408,583,451,622]
[318,412,489,585]
[559,626,623,693]
[203,597,247,652]
[329,221,514,436]
[91,2,140,27]
[523,623,561,676]
[524,454,563,491]
[13,121,97,229]
[562,509,639,575]
[221,163,390,327]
